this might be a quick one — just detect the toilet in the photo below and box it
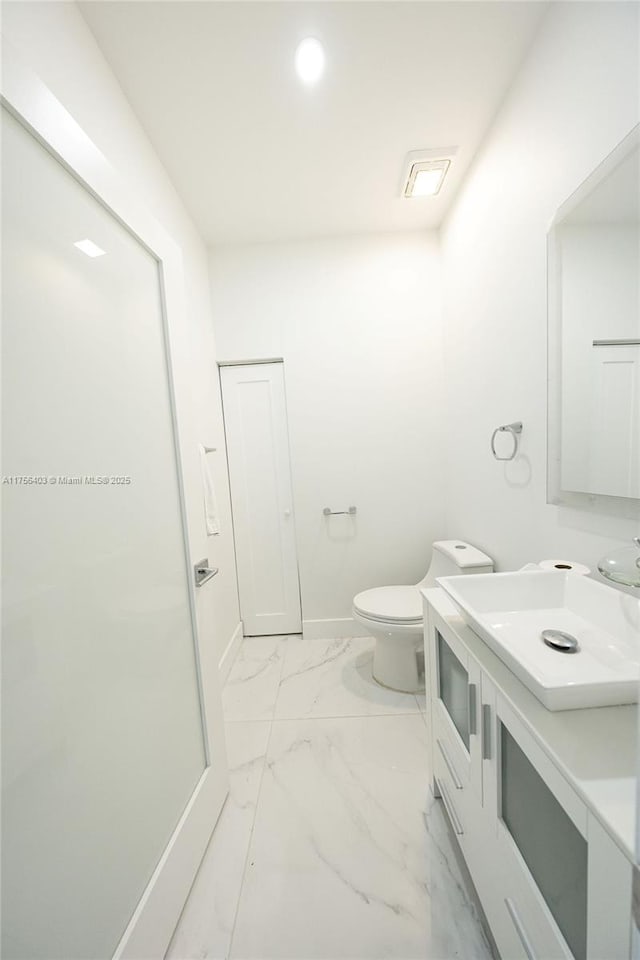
[352,540,494,693]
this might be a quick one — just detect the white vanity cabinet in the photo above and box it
[425,592,634,960]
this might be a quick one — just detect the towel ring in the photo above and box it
[491,422,522,461]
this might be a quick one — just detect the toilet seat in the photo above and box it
[353,585,423,624]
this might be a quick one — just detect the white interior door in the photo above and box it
[589,344,640,498]
[221,362,302,636]
[1,47,227,960]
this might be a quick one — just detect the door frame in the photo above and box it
[1,38,228,959]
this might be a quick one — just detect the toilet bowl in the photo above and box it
[353,540,494,693]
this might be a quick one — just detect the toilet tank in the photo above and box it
[419,540,493,588]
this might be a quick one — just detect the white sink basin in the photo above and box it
[437,571,640,710]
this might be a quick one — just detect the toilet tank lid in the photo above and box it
[432,540,493,569]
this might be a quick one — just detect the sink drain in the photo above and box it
[541,629,579,653]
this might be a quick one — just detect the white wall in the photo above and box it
[6,0,637,651]
[441,0,640,573]
[1,2,241,670]
[210,233,445,635]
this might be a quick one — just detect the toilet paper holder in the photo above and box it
[491,421,523,461]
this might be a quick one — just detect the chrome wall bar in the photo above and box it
[322,506,357,516]
[592,339,640,346]
[217,357,284,367]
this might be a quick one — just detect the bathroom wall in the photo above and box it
[440,0,640,573]
[210,232,445,636]
[1,2,242,672]
[6,0,636,652]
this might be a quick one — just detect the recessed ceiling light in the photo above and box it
[295,38,325,85]
[404,160,451,198]
[74,238,106,258]
[401,148,457,199]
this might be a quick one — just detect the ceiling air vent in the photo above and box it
[402,148,457,198]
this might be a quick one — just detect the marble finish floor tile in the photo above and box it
[422,794,494,960]
[167,721,271,960]
[274,637,423,720]
[173,637,494,960]
[230,714,493,960]
[223,636,288,722]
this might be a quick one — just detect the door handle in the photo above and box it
[194,559,219,587]
[482,704,492,760]
[504,898,538,960]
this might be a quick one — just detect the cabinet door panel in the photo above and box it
[429,615,482,801]
[495,697,588,833]
[493,697,587,960]
[438,630,472,748]
[500,724,587,960]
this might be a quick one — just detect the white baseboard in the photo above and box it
[218,621,243,685]
[302,617,358,640]
[115,766,228,959]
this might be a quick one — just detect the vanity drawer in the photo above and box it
[433,734,478,862]
[433,718,465,811]
[433,770,465,844]
[433,727,466,794]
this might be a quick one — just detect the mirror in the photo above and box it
[548,126,640,519]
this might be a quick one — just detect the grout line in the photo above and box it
[227,715,276,960]
[269,710,424,722]
[269,635,289,720]
[227,708,424,726]
[226,709,424,724]
[227,636,287,958]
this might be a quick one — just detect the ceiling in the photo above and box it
[80,1,547,246]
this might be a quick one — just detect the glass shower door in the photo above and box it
[1,105,207,959]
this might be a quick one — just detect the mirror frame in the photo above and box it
[547,124,640,521]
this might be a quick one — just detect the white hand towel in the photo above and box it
[199,444,220,536]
